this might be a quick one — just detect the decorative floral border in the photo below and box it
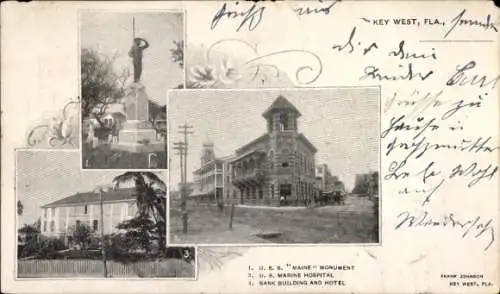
[197,247,248,273]
[186,39,323,89]
[25,98,80,149]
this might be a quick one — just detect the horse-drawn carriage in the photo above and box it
[315,189,346,206]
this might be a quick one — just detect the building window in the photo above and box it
[128,204,137,217]
[93,220,98,231]
[270,184,274,199]
[84,205,88,214]
[259,188,263,199]
[50,220,55,232]
[43,221,47,232]
[269,151,274,168]
[279,113,289,131]
[59,219,66,233]
[281,149,289,168]
[233,191,237,199]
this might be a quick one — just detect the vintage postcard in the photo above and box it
[2,1,499,294]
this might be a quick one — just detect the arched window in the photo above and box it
[269,151,274,168]
[281,149,289,168]
[279,113,289,131]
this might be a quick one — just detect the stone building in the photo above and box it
[229,95,317,206]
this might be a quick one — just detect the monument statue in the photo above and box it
[111,17,161,154]
[128,37,149,83]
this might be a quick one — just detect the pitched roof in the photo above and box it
[42,188,137,208]
[230,149,266,163]
[235,133,269,154]
[262,95,301,118]
[297,133,318,153]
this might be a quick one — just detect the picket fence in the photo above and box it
[18,259,193,278]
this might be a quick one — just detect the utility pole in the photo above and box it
[94,186,109,278]
[132,17,135,40]
[178,123,194,190]
[173,141,188,234]
[177,124,193,234]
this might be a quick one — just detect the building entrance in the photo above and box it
[279,184,291,205]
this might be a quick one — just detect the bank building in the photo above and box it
[191,95,318,206]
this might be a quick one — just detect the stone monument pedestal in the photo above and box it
[111,83,164,153]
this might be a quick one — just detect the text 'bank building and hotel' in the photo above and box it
[189,95,320,206]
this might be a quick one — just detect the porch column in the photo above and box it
[108,204,113,233]
[54,208,59,234]
[66,207,69,233]
[89,205,93,229]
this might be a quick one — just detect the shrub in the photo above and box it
[37,237,67,259]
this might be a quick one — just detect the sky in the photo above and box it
[16,150,166,227]
[80,12,184,105]
[168,88,380,191]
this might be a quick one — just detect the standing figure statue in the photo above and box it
[128,37,149,83]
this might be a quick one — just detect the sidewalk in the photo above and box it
[171,224,274,244]
[235,204,307,210]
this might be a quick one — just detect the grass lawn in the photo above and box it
[83,143,167,169]
[170,196,379,244]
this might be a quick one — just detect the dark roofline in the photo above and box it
[235,133,269,154]
[230,149,266,163]
[42,188,137,208]
[192,158,223,175]
[298,133,318,153]
[262,95,301,118]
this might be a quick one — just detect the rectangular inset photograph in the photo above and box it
[16,150,196,279]
[80,11,185,169]
[168,88,380,245]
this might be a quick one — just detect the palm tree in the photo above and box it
[112,172,167,251]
